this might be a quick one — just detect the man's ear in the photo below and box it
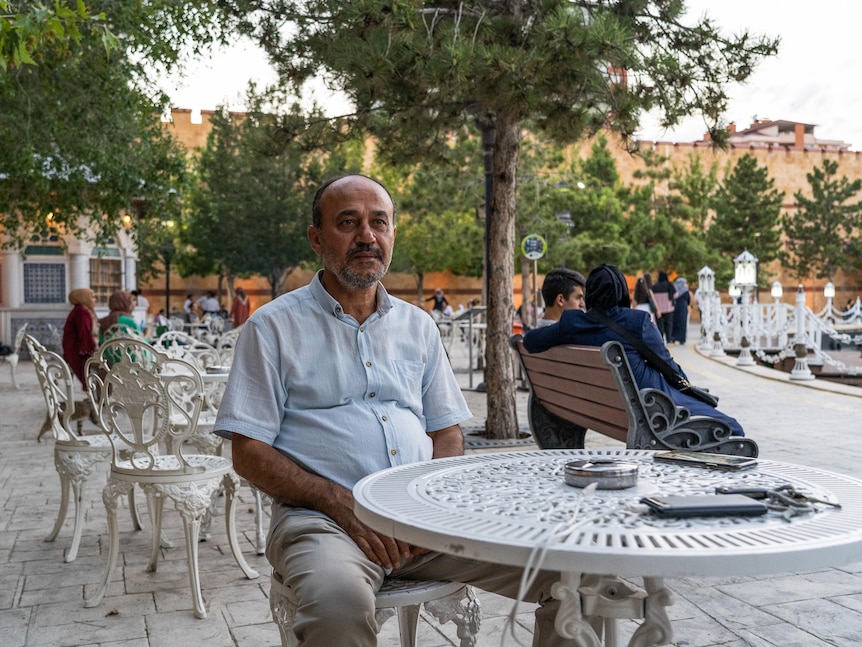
[555,294,566,308]
[307,225,322,256]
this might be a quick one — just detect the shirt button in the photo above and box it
[370,392,376,398]
[382,416,387,422]
[359,326,364,332]
[390,449,397,456]
[365,361,372,367]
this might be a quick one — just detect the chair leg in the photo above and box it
[145,491,166,573]
[252,486,267,555]
[423,586,482,647]
[45,470,71,543]
[270,572,299,647]
[64,477,87,563]
[37,413,52,443]
[128,488,143,531]
[178,497,207,619]
[223,472,260,579]
[85,479,132,609]
[9,357,20,389]
[395,604,421,647]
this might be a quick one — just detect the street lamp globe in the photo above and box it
[728,279,741,299]
[733,250,758,288]
[771,281,783,300]
[823,281,836,299]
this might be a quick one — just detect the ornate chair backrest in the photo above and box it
[168,315,186,332]
[153,330,220,370]
[85,337,204,476]
[215,325,242,367]
[24,335,78,443]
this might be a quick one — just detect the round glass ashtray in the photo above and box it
[564,459,639,490]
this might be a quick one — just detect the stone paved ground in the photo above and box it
[1,334,861,646]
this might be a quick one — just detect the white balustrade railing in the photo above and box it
[697,288,862,380]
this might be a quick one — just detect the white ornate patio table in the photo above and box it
[353,449,862,647]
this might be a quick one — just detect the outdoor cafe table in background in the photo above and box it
[353,449,862,647]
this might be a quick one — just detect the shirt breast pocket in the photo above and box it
[391,359,424,396]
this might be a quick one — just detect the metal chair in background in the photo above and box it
[84,337,259,618]
[1,323,28,389]
[25,335,141,562]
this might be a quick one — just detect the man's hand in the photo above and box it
[325,487,412,569]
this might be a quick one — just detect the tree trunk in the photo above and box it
[484,109,520,439]
[416,272,425,309]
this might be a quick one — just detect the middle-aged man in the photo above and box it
[214,174,574,646]
[536,267,586,327]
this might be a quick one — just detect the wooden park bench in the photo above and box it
[511,336,758,457]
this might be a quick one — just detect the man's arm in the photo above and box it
[429,424,464,459]
[231,434,412,570]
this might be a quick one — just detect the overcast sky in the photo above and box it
[162,1,860,150]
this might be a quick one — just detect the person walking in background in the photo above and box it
[633,277,658,324]
[62,288,99,390]
[651,270,676,343]
[230,286,251,327]
[537,268,586,327]
[426,288,449,321]
[671,277,691,344]
[183,293,195,322]
[197,291,220,316]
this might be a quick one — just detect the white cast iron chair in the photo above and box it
[84,337,259,618]
[155,326,269,554]
[214,324,243,367]
[270,569,481,647]
[152,329,223,456]
[1,323,28,389]
[25,335,142,562]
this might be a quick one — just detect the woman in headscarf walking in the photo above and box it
[523,264,744,436]
[671,277,691,344]
[230,286,251,327]
[62,288,99,390]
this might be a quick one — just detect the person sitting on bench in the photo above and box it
[524,264,745,437]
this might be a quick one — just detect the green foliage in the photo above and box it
[184,93,365,297]
[384,127,485,282]
[782,159,862,280]
[0,1,234,247]
[0,43,187,249]
[225,0,777,154]
[0,1,118,71]
[708,153,784,285]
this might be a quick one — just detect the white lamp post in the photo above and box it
[697,266,715,350]
[733,250,758,289]
[824,280,836,319]
[771,281,785,348]
[728,279,741,300]
[771,281,783,302]
[733,250,758,366]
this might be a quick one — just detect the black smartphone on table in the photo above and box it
[640,494,769,518]
[653,450,758,471]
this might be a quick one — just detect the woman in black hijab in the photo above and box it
[524,264,744,436]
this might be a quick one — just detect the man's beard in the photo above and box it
[326,244,389,290]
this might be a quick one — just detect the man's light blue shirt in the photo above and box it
[214,271,472,493]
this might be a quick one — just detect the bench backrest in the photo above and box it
[514,339,643,446]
